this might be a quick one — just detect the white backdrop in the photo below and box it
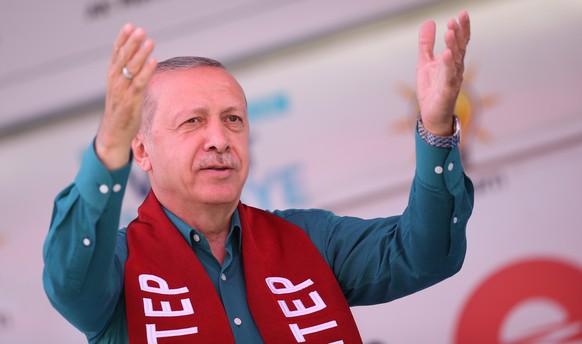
[0,0,436,132]
[1,0,582,343]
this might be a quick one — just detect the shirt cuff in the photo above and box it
[415,129,464,191]
[74,140,132,213]
[417,115,460,149]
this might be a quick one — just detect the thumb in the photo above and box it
[418,20,436,65]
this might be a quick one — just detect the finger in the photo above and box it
[451,11,470,64]
[446,20,463,64]
[130,57,158,91]
[111,23,135,65]
[445,30,465,81]
[418,20,436,64]
[113,27,147,73]
[124,38,155,80]
[442,48,462,91]
[459,10,471,46]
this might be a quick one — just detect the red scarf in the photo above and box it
[125,191,362,343]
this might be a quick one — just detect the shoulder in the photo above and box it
[268,208,340,228]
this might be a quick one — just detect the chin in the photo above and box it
[198,189,241,206]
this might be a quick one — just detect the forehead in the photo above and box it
[148,67,247,109]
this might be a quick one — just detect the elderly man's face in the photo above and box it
[136,66,250,210]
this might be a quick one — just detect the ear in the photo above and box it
[132,134,152,172]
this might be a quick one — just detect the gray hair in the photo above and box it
[140,56,229,141]
[156,56,226,72]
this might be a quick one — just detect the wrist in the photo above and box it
[94,137,132,171]
[417,114,461,149]
[419,116,455,136]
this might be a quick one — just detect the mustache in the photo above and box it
[196,153,239,169]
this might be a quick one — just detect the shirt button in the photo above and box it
[112,183,122,193]
[221,273,227,281]
[99,184,109,194]
[192,234,200,243]
[434,166,444,174]
[82,238,91,247]
[448,162,455,171]
[234,318,242,326]
[453,217,458,224]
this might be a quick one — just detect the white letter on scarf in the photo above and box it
[266,276,313,294]
[146,324,198,344]
[278,291,326,317]
[139,274,189,295]
[289,320,339,343]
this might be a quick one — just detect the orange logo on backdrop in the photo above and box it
[394,66,497,161]
[455,258,582,343]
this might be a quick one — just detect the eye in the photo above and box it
[224,114,245,131]
[226,115,242,123]
[184,117,201,124]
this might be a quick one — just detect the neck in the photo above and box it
[156,193,237,265]
[193,206,235,266]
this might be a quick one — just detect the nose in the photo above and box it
[203,119,229,153]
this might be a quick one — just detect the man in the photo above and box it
[43,10,473,344]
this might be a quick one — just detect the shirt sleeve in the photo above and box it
[42,141,131,336]
[273,129,474,306]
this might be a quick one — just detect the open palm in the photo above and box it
[416,11,470,136]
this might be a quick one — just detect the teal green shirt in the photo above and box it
[43,131,473,343]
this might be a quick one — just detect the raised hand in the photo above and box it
[416,10,470,136]
[95,24,157,170]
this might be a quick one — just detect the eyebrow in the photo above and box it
[220,106,247,116]
[170,107,205,124]
[171,105,247,124]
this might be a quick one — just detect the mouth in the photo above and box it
[202,166,231,171]
[199,165,235,178]
[197,154,239,174]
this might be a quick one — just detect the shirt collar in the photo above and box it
[161,206,242,250]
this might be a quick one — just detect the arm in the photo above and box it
[274,11,474,305]
[276,131,474,305]
[42,144,131,334]
[341,10,473,304]
[343,135,473,305]
[42,24,156,336]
